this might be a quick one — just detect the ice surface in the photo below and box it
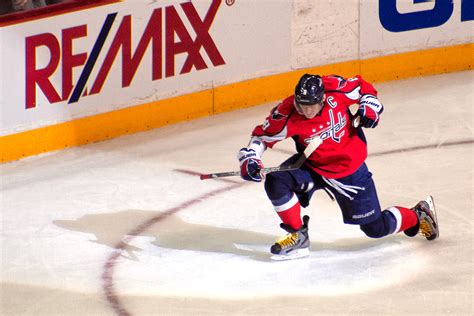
[1,71,473,315]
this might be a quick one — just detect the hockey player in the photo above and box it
[237,74,439,260]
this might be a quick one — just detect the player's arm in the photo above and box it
[237,138,265,182]
[354,75,384,128]
[237,100,292,182]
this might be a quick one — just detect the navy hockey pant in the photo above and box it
[264,158,398,238]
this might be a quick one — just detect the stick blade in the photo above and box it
[200,174,212,180]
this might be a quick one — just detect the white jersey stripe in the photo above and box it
[258,126,288,143]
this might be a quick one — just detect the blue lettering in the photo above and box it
[461,0,474,21]
[379,0,453,32]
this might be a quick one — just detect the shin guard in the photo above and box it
[385,206,418,234]
[273,193,302,230]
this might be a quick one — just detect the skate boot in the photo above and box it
[270,215,310,261]
[405,195,439,240]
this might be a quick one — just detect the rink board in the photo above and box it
[2,42,472,163]
[0,0,472,162]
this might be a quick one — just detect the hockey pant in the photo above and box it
[264,158,417,237]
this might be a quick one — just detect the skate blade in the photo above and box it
[270,248,310,261]
[425,195,439,239]
[425,195,435,213]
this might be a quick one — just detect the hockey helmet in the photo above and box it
[294,74,324,106]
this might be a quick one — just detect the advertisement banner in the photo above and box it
[0,0,291,135]
[360,0,473,59]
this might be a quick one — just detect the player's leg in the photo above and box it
[360,198,438,240]
[385,196,439,240]
[264,156,318,230]
[358,206,419,239]
[328,163,438,240]
[326,163,386,231]
[264,159,322,260]
[265,170,306,230]
[325,163,401,237]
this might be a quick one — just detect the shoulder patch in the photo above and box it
[271,108,288,120]
[336,77,347,89]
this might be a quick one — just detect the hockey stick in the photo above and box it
[353,116,360,128]
[199,137,322,180]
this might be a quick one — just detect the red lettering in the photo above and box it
[25,33,61,109]
[166,5,206,77]
[25,1,225,107]
[181,0,225,73]
[91,9,162,95]
[166,0,224,77]
[62,25,88,100]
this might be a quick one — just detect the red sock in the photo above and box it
[386,206,418,233]
[274,194,302,230]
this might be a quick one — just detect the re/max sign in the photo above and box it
[25,0,225,109]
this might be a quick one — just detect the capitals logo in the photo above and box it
[305,109,347,144]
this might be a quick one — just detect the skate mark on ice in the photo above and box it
[99,182,243,316]
[369,139,474,157]
[273,139,474,158]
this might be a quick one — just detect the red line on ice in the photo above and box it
[101,180,244,316]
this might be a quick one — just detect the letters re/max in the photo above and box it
[25,0,225,109]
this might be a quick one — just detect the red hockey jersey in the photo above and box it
[251,75,378,179]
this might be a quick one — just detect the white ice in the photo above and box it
[1,71,473,315]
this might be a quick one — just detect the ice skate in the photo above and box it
[410,195,439,240]
[270,215,310,261]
